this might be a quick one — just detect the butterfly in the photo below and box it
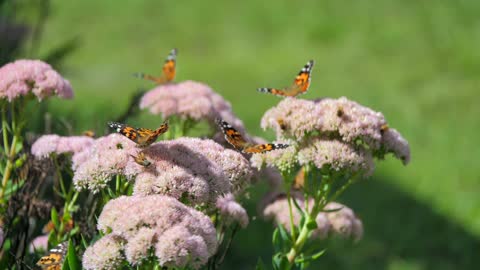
[130,152,152,167]
[216,118,289,153]
[108,121,169,147]
[258,60,314,97]
[36,242,67,270]
[82,130,96,138]
[134,48,177,84]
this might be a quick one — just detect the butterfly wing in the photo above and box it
[216,119,248,150]
[134,48,177,84]
[243,143,289,154]
[258,60,314,97]
[141,121,169,146]
[36,242,67,270]
[108,122,141,144]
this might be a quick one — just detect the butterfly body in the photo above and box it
[108,121,169,147]
[135,48,177,84]
[36,242,67,270]
[216,118,289,153]
[258,60,314,97]
[131,152,152,167]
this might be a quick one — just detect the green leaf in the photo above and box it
[272,227,281,253]
[320,207,343,213]
[51,208,60,230]
[67,239,81,270]
[294,249,326,263]
[255,257,267,270]
[272,253,289,270]
[277,224,292,247]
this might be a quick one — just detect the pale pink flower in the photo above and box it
[325,202,364,241]
[261,97,409,155]
[29,235,49,253]
[72,134,140,192]
[124,228,156,265]
[261,192,330,239]
[95,195,217,268]
[250,139,298,172]
[0,59,73,101]
[381,127,411,165]
[31,135,94,158]
[140,80,237,125]
[133,137,252,204]
[297,138,375,177]
[216,193,249,228]
[82,234,124,270]
[261,193,363,241]
[155,226,209,269]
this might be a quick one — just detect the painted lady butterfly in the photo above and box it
[131,152,152,167]
[258,60,314,97]
[216,118,289,153]
[36,242,67,270]
[108,121,169,147]
[134,48,177,84]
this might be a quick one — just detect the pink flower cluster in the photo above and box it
[216,193,249,228]
[261,193,363,241]
[140,80,244,130]
[31,135,94,159]
[133,137,253,205]
[253,97,410,173]
[72,134,140,192]
[0,59,73,101]
[83,195,217,269]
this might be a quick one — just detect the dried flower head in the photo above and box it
[82,234,125,270]
[216,193,249,228]
[133,137,253,205]
[95,195,217,268]
[31,135,94,159]
[0,59,73,101]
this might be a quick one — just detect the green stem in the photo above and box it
[286,190,297,242]
[2,107,10,154]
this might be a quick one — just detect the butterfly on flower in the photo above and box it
[131,152,152,167]
[134,48,177,84]
[108,121,169,147]
[215,118,289,153]
[36,242,67,270]
[82,130,96,138]
[258,60,314,97]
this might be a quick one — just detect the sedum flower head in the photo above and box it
[133,137,253,205]
[0,59,73,101]
[72,134,139,192]
[261,97,410,162]
[82,234,125,270]
[31,135,94,159]
[94,195,217,268]
[261,192,363,241]
[29,235,49,253]
[216,193,249,228]
[140,80,237,124]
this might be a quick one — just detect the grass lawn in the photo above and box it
[13,0,480,269]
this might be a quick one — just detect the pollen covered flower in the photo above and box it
[0,59,73,101]
[133,137,253,205]
[31,135,94,159]
[216,193,249,228]
[94,195,217,269]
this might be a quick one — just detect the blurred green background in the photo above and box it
[6,0,480,269]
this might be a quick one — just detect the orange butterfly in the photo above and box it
[258,60,314,97]
[216,118,289,153]
[108,121,169,147]
[36,242,67,270]
[134,48,177,84]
